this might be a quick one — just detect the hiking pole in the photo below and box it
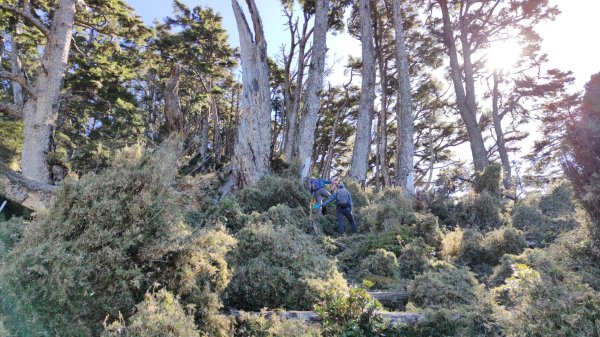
[0,200,7,214]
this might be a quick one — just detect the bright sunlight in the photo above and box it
[486,39,523,71]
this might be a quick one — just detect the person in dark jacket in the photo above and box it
[316,183,358,235]
[310,177,332,214]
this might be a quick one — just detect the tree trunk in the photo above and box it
[283,15,310,161]
[231,0,271,187]
[392,0,415,195]
[164,63,183,135]
[0,166,57,212]
[374,8,391,188]
[295,0,329,179]
[349,0,376,183]
[492,71,512,190]
[8,27,24,107]
[211,97,223,164]
[438,0,488,172]
[200,106,209,160]
[21,0,77,183]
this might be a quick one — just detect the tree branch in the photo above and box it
[0,101,23,118]
[0,3,50,37]
[0,71,34,97]
[0,166,57,212]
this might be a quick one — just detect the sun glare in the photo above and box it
[486,40,522,72]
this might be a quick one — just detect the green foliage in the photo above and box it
[411,213,444,249]
[236,175,311,213]
[358,248,399,281]
[335,232,407,279]
[464,190,508,230]
[234,310,321,337]
[0,217,25,258]
[408,266,479,309]
[474,164,503,196]
[361,188,415,232]
[103,290,202,337]
[0,119,23,171]
[225,222,346,311]
[539,182,576,217]
[397,239,433,279]
[343,180,369,210]
[0,144,235,336]
[442,226,526,271]
[513,183,578,244]
[315,286,386,337]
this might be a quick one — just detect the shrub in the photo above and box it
[411,213,443,249]
[358,248,399,278]
[0,217,25,258]
[408,266,479,309]
[474,164,502,196]
[0,144,235,337]
[315,286,386,337]
[539,181,576,217]
[442,226,526,269]
[441,227,485,266]
[465,190,508,230]
[236,175,311,213]
[343,180,369,210]
[234,310,322,337]
[513,204,577,244]
[102,290,202,337]
[335,231,409,280]
[225,222,346,311]
[397,239,433,279]
[360,188,415,232]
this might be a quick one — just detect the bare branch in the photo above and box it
[0,101,23,118]
[0,71,34,97]
[0,3,50,37]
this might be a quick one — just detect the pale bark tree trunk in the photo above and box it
[438,0,488,172]
[0,166,57,212]
[492,71,512,189]
[349,0,376,183]
[164,63,184,135]
[373,9,391,188]
[211,97,223,164]
[392,0,415,195]
[231,0,271,187]
[323,102,343,180]
[295,0,329,179]
[7,26,24,107]
[20,0,77,183]
[283,14,310,161]
[200,107,209,159]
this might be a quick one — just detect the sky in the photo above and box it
[127,0,600,89]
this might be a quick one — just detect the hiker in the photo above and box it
[315,182,358,235]
[309,177,332,214]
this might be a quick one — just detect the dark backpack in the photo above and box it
[337,189,350,208]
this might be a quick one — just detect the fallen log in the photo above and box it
[0,166,57,212]
[227,309,423,326]
[368,291,408,306]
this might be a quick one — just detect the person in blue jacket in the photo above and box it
[316,182,358,235]
[310,177,332,214]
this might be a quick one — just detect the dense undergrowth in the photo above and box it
[1,150,599,336]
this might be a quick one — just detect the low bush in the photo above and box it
[411,213,443,249]
[539,181,576,217]
[358,248,399,278]
[397,239,433,279]
[513,204,577,244]
[335,231,408,279]
[360,188,415,232]
[464,190,508,230]
[442,226,526,272]
[0,144,236,337]
[315,286,386,337]
[0,217,25,258]
[103,290,203,337]
[234,310,322,337]
[225,221,346,311]
[408,266,479,309]
[474,164,503,196]
[236,175,311,213]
